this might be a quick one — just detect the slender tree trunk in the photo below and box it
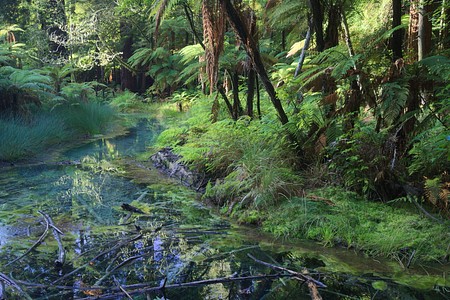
[231,71,242,120]
[222,0,289,125]
[407,0,419,62]
[418,1,432,60]
[183,4,205,50]
[309,0,325,52]
[246,69,255,118]
[392,0,404,60]
[294,17,312,77]
[341,11,355,57]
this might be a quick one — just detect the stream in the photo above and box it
[0,115,448,299]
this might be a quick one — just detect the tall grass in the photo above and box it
[0,114,68,161]
[56,102,116,135]
[0,102,116,162]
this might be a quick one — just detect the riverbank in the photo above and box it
[148,100,450,266]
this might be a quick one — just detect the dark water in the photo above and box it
[0,116,448,299]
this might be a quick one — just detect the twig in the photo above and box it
[113,276,133,299]
[38,211,65,267]
[410,197,445,225]
[5,216,50,267]
[0,272,33,300]
[94,253,149,286]
[247,254,327,288]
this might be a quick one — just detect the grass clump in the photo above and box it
[262,187,450,262]
[0,114,69,161]
[0,101,116,162]
[55,101,116,135]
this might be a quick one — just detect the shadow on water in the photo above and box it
[0,116,448,299]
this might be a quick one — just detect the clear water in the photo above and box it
[0,116,448,299]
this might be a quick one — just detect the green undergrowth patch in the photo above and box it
[260,187,450,263]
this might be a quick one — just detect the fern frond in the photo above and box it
[179,44,204,64]
[380,82,409,126]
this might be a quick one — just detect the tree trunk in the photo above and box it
[324,1,341,49]
[418,1,433,60]
[407,0,419,62]
[309,0,325,52]
[231,71,242,120]
[294,17,313,77]
[246,69,255,118]
[120,35,137,92]
[392,0,404,60]
[222,0,289,125]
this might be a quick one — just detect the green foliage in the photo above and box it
[408,122,450,177]
[110,90,147,112]
[379,81,409,126]
[325,124,388,195]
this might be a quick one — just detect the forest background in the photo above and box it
[0,0,449,263]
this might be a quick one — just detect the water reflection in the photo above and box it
[64,118,161,161]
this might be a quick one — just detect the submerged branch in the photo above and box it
[38,210,65,267]
[52,233,143,285]
[5,215,50,267]
[0,272,33,300]
[78,273,298,300]
[247,254,326,288]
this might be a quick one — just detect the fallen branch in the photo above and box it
[306,195,335,206]
[113,276,132,299]
[78,273,298,300]
[5,215,50,267]
[38,211,65,267]
[0,272,33,300]
[94,252,149,286]
[52,233,142,285]
[247,254,326,288]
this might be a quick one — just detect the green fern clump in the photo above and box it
[110,90,147,112]
[173,114,302,208]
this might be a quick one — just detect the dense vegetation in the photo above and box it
[1,0,449,263]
